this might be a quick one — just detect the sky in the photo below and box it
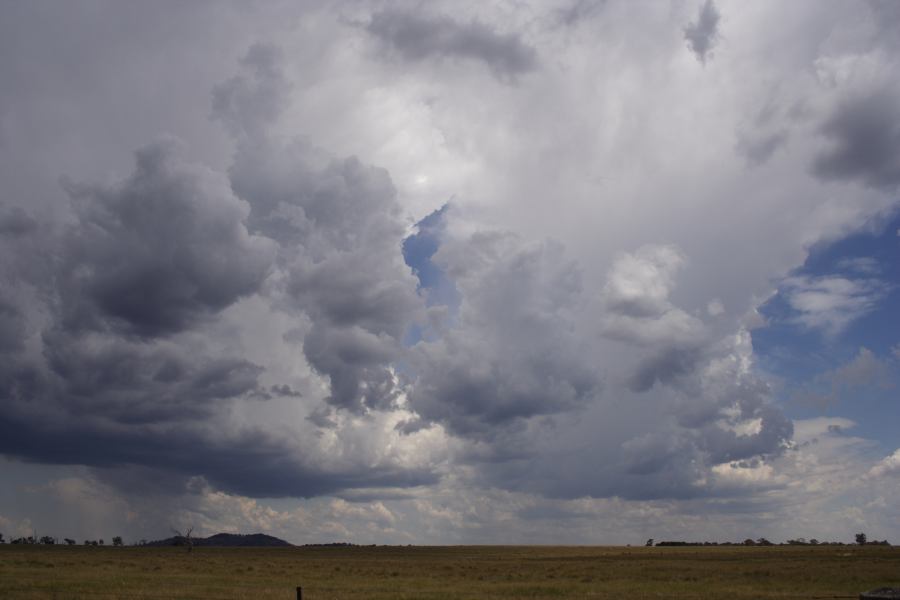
[0,0,898,546]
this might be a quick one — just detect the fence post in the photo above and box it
[296,586,302,600]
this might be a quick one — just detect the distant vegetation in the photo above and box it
[0,531,290,547]
[0,530,891,548]
[653,533,890,547]
[145,532,292,548]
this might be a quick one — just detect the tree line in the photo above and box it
[646,533,890,547]
[0,533,125,546]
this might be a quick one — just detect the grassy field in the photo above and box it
[0,544,896,599]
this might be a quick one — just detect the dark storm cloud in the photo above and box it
[60,138,275,337]
[366,9,537,80]
[0,409,437,498]
[812,88,900,189]
[41,331,263,424]
[0,206,38,236]
[0,43,428,498]
[683,0,720,65]
[0,297,24,354]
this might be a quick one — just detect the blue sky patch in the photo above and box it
[753,211,900,447]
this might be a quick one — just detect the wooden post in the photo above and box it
[296,586,302,600]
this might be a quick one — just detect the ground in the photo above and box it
[0,544,896,599]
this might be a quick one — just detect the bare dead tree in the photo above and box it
[171,527,194,553]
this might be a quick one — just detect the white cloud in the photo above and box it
[781,275,888,335]
[869,449,900,478]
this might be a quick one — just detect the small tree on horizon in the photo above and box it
[855,532,867,545]
[112,536,123,547]
[172,527,194,553]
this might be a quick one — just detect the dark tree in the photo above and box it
[64,538,76,546]
[645,538,654,547]
[0,532,4,544]
[112,536,123,547]
[856,532,867,545]
[172,527,194,553]
[39,536,55,545]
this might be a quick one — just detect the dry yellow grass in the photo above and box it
[0,543,896,599]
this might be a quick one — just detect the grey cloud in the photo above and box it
[212,43,291,139]
[684,0,721,65]
[867,1,900,48]
[600,245,706,391]
[233,145,422,414]
[508,377,792,502]
[828,347,891,388]
[699,404,794,465]
[60,138,275,338]
[0,296,25,354]
[40,330,263,425]
[628,346,702,393]
[0,31,433,498]
[302,324,402,412]
[407,232,601,438]
[792,347,893,409]
[366,9,537,80]
[0,206,38,236]
[219,47,422,415]
[622,432,691,476]
[270,383,302,398]
[736,129,788,166]
[554,0,607,27]
[627,371,791,497]
[812,88,900,188]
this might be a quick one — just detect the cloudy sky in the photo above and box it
[1,0,898,545]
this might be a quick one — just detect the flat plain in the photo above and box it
[0,544,896,599]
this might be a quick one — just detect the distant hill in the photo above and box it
[146,532,292,547]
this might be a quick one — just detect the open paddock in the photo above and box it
[0,544,896,599]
